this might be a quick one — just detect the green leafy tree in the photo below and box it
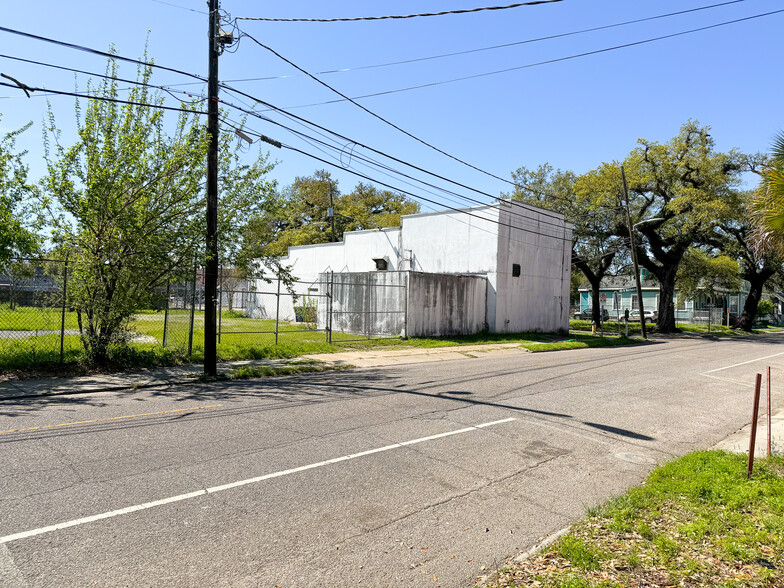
[238,169,419,260]
[594,121,746,332]
[750,131,784,252]
[0,118,39,265]
[42,57,277,363]
[675,248,740,305]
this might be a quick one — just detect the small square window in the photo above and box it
[512,263,521,277]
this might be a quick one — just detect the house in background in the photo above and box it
[576,275,750,324]
[249,200,573,336]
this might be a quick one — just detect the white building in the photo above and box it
[252,200,573,335]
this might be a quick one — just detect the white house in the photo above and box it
[251,200,573,335]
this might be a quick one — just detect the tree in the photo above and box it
[509,164,627,325]
[42,57,277,363]
[750,131,784,253]
[713,193,782,332]
[674,248,740,306]
[599,121,745,332]
[238,170,419,260]
[0,117,39,265]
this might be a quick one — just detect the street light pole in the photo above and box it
[621,165,647,340]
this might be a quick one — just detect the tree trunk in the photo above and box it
[656,265,679,333]
[737,268,774,332]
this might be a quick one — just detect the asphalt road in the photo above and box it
[1,334,782,587]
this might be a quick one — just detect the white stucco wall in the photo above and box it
[250,201,573,334]
[493,202,572,333]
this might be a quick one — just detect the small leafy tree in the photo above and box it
[42,56,278,363]
[1,117,40,305]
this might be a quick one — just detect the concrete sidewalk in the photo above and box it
[0,343,530,400]
[713,409,784,458]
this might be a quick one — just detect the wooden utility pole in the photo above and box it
[622,166,647,340]
[204,0,219,376]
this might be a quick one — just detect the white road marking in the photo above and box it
[701,373,755,388]
[702,351,784,374]
[0,417,516,545]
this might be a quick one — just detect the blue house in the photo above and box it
[577,275,749,325]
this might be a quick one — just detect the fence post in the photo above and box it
[402,271,409,339]
[218,266,222,345]
[328,270,334,344]
[59,258,68,364]
[275,273,281,345]
[163,279,170,347]
[188,261,197,357]
[708,305,711,333]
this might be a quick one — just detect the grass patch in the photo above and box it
[195,361,354,382]
[520,333,646,352]
[482,450,784,587]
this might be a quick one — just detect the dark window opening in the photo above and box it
[512,263,521,277]
[373,258,388,271]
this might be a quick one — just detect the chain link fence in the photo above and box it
[0,260,407,369]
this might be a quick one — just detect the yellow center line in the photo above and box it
[0,404,224,435]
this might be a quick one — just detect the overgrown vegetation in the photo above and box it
[482,451,784,588]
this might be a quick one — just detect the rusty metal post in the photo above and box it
[748,373,762,479]
[767,366,772,458]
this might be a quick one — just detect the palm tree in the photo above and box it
[750,131,784,254]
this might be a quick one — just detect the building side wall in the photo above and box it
[406,272,487,337]
[493,203,572,333]
[400,208,500,274]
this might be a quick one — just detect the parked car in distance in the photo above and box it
[628,309,658,322]
[572,308,609,321]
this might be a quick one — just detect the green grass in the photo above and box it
[482,451,784,587]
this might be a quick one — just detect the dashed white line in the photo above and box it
[0,417,516,545]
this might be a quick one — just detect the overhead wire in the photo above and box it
[215,87,573,231]
[236,28,516,187]
[225,0,752,81]
[235,0,562,23]
[280,7,784,108]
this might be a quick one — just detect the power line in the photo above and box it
[227,0,752,81]
[282,7,784,108]
[276,139,573,246]
[235,0,562,23]
[0,53,209,103]
[0,80,208,116]
[0,26,208,84]
[237,29,515,187]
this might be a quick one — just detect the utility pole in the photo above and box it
[328,182,336,242]
[204,0,220,376]
[621,165,647,340]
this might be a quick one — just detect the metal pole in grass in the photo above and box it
[217,266,222,345]
[59,258,68,363]
[163,279,170,348]
[274,272,281,345]
[748,373,762,478]
[328,271,334,344]
[188,261,197,357]
[767,366,772,458]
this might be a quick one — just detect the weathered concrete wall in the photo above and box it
[318,272,407,337]
[493,201,572,333]
[314,271,487,338]
[406,272,487,337]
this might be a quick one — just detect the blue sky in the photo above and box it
[1,0,782,214]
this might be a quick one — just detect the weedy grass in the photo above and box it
[194,361,354,382]
[481,450,784,587]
